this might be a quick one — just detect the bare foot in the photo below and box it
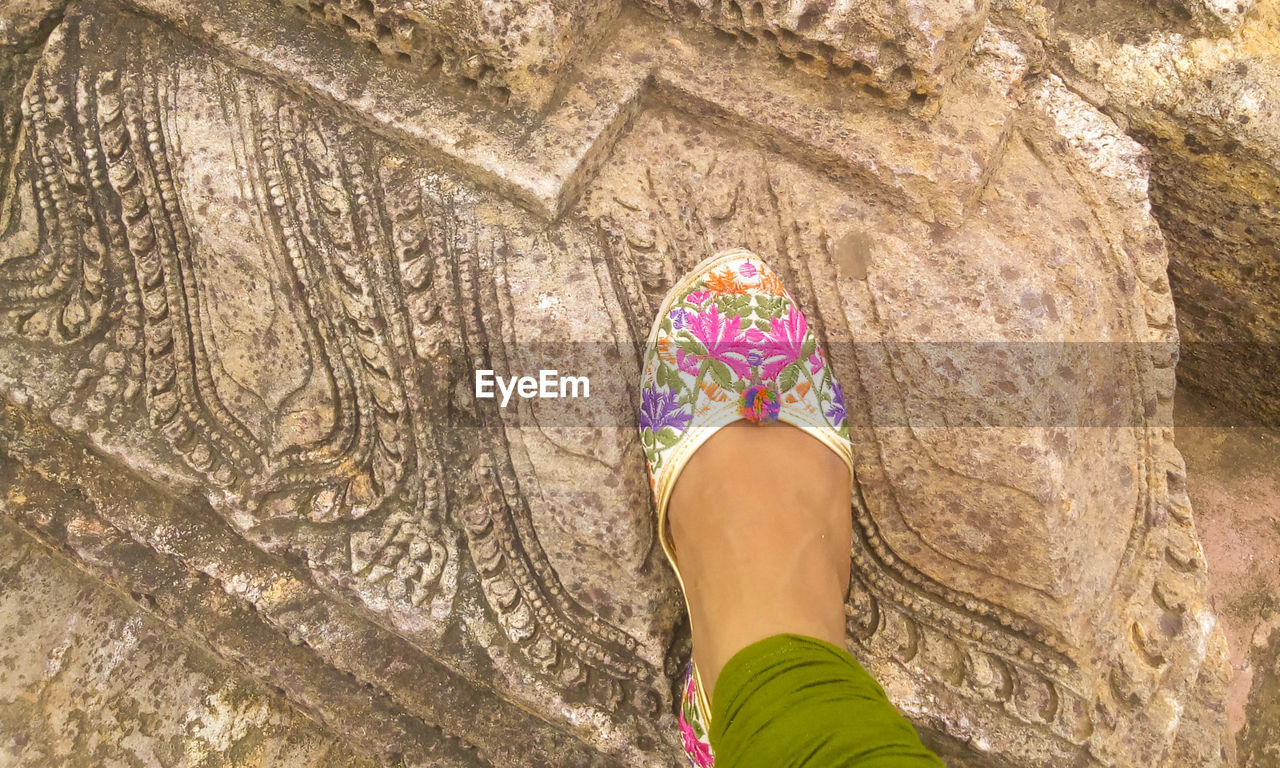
[667,421,852,700]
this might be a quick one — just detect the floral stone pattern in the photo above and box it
[0,0,1256,766]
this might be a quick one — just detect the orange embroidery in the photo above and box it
[782,381,810,404]
[699,379,729,401]
[704,268,746,297]
[657,336,678,366]
[758,270,788,297]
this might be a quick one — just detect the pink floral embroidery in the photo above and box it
[679,673,715,767]
[738,343,791,382]
[676,348,702,376]
[679,712,713,766]
[767,304,808,369]
[685,289,712,307]
[686,305,741,362]
[809,350,825,374]
[717,343,762,380]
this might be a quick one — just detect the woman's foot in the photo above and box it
[635,248,854,763]
[667,420,852,698]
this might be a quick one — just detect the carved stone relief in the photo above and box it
[0,0,1234,766]
[1046,0,1280,428]
[633,0,990,106]
[274,0,621,108]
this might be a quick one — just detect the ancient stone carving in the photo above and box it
[0,0,1236,765]
[1,10,669,765]
[581,69,1227,764]
[276,0,621,108]
[1046,0,1280,428]
[633,0,989,105]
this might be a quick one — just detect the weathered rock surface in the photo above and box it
[633,0,991,105]
[276,0,621,109]
[1237,614,1280,768]
[1175,387,1280,766]
[0,0,66,191]
[1048,0,1280,428]
[0,0,1249,766]
[0,516,380,768]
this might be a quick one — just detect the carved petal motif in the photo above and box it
[0,1,1231,766]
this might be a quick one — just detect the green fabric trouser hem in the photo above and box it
[709,633,946,768]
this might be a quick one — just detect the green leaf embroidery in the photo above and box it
[779,361,802,393]
[801,336,817,360]
[675,337,709,357]
[656,362,682,392]
[706,359,734,390]
[656,428,681,447]
[754,296,785,319]
[717,296,750,316]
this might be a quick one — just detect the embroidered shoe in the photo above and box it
[638,248,854,766]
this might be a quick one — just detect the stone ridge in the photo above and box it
[0,400,616,768]
[0,516,388,768]
[1049,0,1280,432]
[275,0,623,109]
[634,0,991,106]
[118,0,1024,224]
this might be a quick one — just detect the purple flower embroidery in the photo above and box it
[669,308,690,330]
[640,385,691,434]
[826,379,848,426]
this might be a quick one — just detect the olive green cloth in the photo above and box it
[709,634,945,767]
